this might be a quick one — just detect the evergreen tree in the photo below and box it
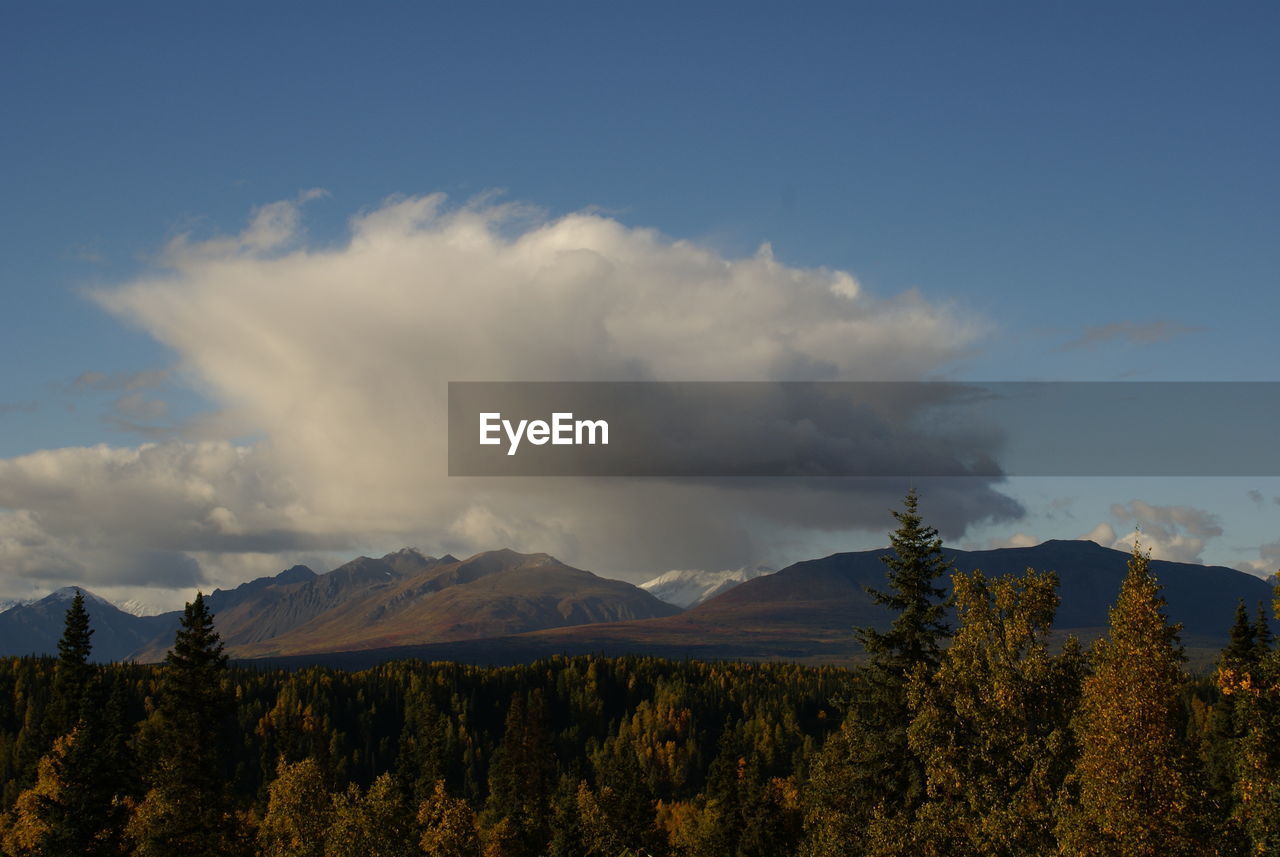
[803,490,952,857]
[1255,601,1274,661]
[482,691,555,857]
[1222,600,1257,666]
[587,731,660,855]
[1056,545,1210,856]
[1204,599,1263,848]
[857,489,953,678]
[127,593,242,857]
[100,676,139,803]
[49,590,94,739]
[545,775,587,857]
[397,682,449,804]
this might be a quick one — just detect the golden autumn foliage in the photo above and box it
[256,758,333,857]
[893,567,1084,857]
[418,780,481,857]
[1055,546,1211,857]
[326,773,416,857]
[1,732,72,856]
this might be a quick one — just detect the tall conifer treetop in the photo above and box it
[57,589,93,667]
[1254,601,1274,661]
[52,588,95,736]
[167,591,227,671]
[129,591,237,857]
[856,489,953,677]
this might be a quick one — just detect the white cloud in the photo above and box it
[1081,501,1223,564]
[0,193,1015,595]
[1079,522,1116,545]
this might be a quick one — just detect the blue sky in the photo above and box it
[1,3,1278,605]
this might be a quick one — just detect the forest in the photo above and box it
[1,494,1278,857]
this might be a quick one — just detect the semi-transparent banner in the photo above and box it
[447,382,1280,477]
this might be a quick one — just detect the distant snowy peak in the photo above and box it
[640,565,774,609]
[117,599,165,617]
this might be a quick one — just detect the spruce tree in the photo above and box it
[127,592,240,857]
[587,729,660,855]
[482,691,556,857]
[1205,598,1262,838]
[857,489,952,679]
[545,774,587,857]
[100,675,139,801]
[1056,545,1210,856]
[1222,600,1257,667]
[802,490,953,857]
[397,682,449,805]
[1254,601,1274,661]
[51,590,94,737]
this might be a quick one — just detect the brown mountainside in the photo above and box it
[222,548,680,658]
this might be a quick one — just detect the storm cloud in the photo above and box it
[0,194,1020,598]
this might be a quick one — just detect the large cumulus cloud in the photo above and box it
[0,193,1020,597]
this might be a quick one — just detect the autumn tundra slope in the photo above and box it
[226,548,681,658]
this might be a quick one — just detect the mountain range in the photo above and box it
[0,540,1273,666]
[0,549,680,662]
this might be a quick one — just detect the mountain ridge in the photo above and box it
[0,540,1274,665]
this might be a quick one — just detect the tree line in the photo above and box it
[0,491,1277,856]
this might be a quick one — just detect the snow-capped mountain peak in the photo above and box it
[639,565,774,609]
